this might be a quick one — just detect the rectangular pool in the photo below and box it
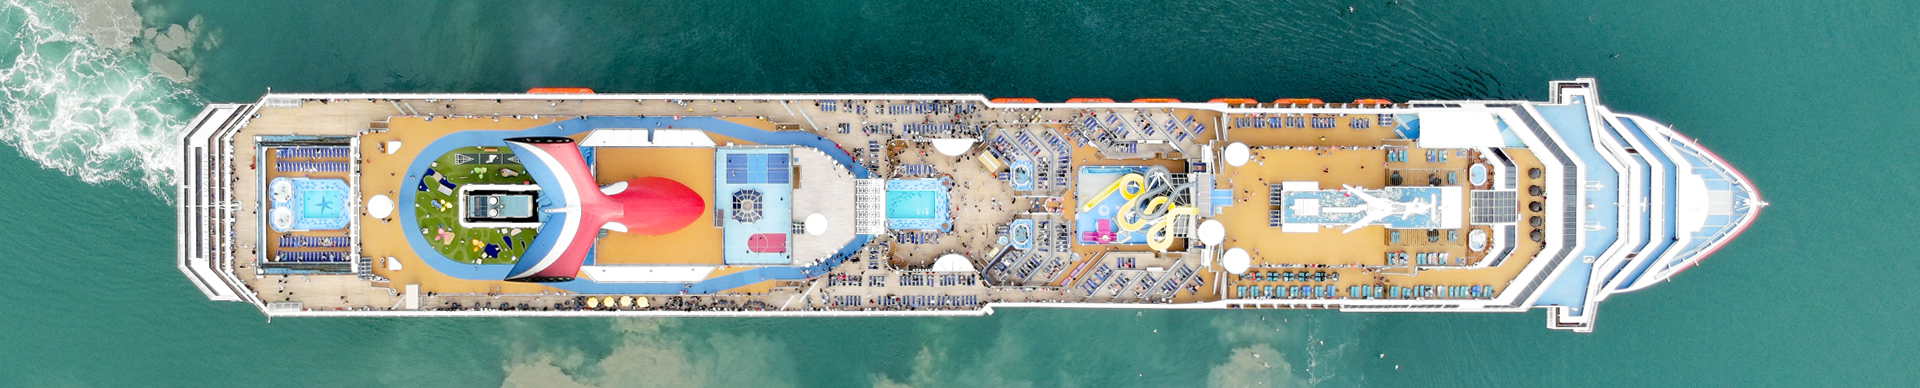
[270,178,351,231]
[299,189,345,219]
[884,179,949,231]
[886,191,937,219]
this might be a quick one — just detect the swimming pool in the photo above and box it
[886,191,937,219]
[299,189,345,219]
[885,179,949,230]
[1073,166,1154,244]
[1009,159,1034,191]
[269,178,351,231]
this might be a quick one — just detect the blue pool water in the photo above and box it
[884,179,948,230]
[886,191,936,219]
[1074,166,1152,244]
[298,189,344,219]
[1009,159,1034,191]
[270,178,350,231]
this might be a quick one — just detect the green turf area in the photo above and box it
[414,147,540,265]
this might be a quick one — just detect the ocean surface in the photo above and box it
[1,0,1915,386]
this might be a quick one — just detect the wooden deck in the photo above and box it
[592,147,725,265]
[359,116,570,295]
[1207,124,1548,298]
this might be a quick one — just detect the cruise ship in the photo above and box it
[175,78,1763,332]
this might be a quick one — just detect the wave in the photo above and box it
[0,0,203,199]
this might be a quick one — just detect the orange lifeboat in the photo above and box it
[1065,98,1115,103]
[1352,99,1393,105]
[1272,98,1324,105]
[1208,98,1259,105]
[990,98,1039,104]
[1132,98,1181,103]
[527,87,595,94]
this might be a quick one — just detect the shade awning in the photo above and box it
[932,254,976,272]
[930,139,976,156]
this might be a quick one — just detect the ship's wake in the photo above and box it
[0,0,203,199]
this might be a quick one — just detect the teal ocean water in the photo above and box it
[1,0,1915,386]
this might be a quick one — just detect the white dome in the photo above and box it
[1223,142,1250,167]
[932,254,976,272]
[1197,219,1226,246]
[804,213,828,236]
[367,194,395,219]
[930,139,976,156]
[1222,248,1251,274]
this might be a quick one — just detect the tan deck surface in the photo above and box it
[359,116,568,294]
[591,147,724,265]
[1209,135,1546,297]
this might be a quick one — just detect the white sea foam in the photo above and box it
[0,0,203,199]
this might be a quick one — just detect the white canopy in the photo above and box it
[1222,248,1251,274]
[1223,142,1250,167]
[384,257,402,271]
[804,213,828,236]
[384,140,403,154]
[367,194,395,218]
[930,138,976,156]
[1197,219,1226,246]
[1414,111,1504,149]
[932,254,976,272]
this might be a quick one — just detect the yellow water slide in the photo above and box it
[1116,195,1168,232]
[1145,206,1198,252]
[1079,173,1144,212]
